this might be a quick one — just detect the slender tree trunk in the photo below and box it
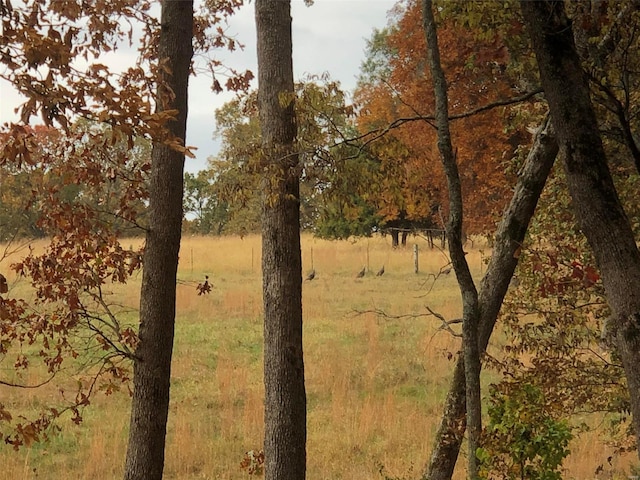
[391,229,400,248]
[521,0,640,459]
[123,2,193,479]
[401,230,408,247]
[255,1,306,479]
[422,1,481,477]
[424,116,558,479]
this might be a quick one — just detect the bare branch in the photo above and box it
[425,305,462,338]
[0,373,56,389]
[338,87,544,154]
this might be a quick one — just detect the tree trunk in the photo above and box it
[424,116,558,480]
[422,1,481,478]
[255,1,306,479]
[391,229,400,248]
[123,2,193,479]
[521,0,640,459]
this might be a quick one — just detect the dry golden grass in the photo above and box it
[0,234,636,479]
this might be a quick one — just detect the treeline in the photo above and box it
[0,122,149,243]
[182,13,529,240]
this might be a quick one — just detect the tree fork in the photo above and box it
[424,116,558,479]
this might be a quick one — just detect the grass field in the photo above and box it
[0,234,635,479]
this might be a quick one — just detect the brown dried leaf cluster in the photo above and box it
[0,0,247,449]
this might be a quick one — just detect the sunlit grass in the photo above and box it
[0,234,635,479]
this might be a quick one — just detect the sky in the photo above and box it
[0,0,397,173]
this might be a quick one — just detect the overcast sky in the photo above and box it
[0,0,397,173]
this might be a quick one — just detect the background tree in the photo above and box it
[354,0,529,238]
[206,93,263,236]
[183,170,230,235]
[206,79,377,239]
[312,140,381,240]
[68,121,150,238]
[0,126,49,241]
[256,0,306,478]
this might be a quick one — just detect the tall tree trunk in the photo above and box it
[255,1,306,479]
[424,116,558,480]
[521,0,640,459]
[422,1,481,477]
[123,2,193,479]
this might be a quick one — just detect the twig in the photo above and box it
[425,305,462,338]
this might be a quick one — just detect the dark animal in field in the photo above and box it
[376,266,385,276]
[197,275,212,295]
[356,267,366,278]
[305,269,316,281]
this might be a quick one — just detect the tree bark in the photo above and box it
[123,2,193,479]
[422,1,481,478]
[255,1,306,479]
[521,0,640,459]
[424,116,558,480]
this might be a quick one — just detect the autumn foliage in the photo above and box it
[0,0,250,451]
[0,124,144,448]
[355,0,532,234]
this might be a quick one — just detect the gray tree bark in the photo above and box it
[521,0,640,458]
[424,116,558,479]
[422,2,481,477]
[255,1,306,479]
[123,2,193,479]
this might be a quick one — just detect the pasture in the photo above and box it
[0,234,634,479]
